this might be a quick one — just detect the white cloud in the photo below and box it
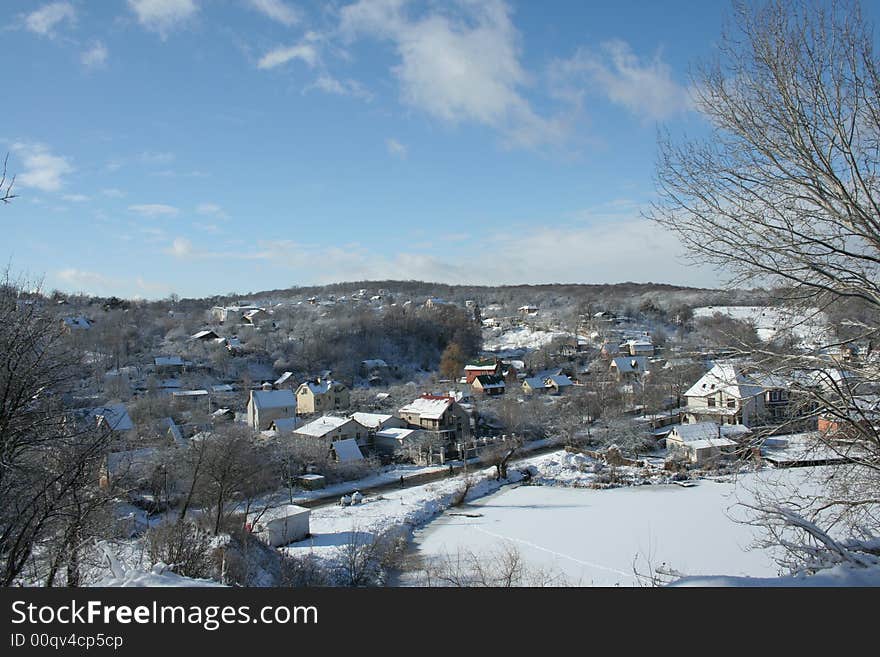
[551,40,691,121]
[196,202,227,218]
[102,188,126,198]
[140,150,175,164]
[10,142,73,192]
[168,237,193,257]
[128,0,198,37]
[81,42,109,69]
[57,268,114,291]
[24,2,76,37]
[257,42,318,69]
[247,0,301,26]
[128,203,180,217]
[308,75,373,100]
[386,138,407,158]
[62,194,90,202]
[339,0,563,147]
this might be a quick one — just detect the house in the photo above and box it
[522,377,548,394]
[248,505,310,547]
[293,415,361,443]
[269,417,301,434]
[100,447,158,489]
[665,422,750,464]
[817,395,880,439]
[351,412,406,433]
[61,316,93,331]
[424,297,449,309]
[190,329,220,341]
[211,305,264,324]
[545,374,574,394]
[242,308,269,326]
[331,438,364,462]
[472,374,506,396]
[274,371,295,389]
[518,305,539,315]
[295,378,350,415]
[89,404,134,434]
[373,427,426,456]
[681,362,802,428]
[621,339,654,357]
[600,341,621,358]
[464,357,502,384]
[154,356,186,376]
[398,394,470,443]
[610,356,650,381]
[247,388,297,430]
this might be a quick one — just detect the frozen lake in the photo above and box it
[410,470,821,586]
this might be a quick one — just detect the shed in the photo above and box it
[249,505,310,547]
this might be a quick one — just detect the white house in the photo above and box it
[683,362,765,426]
[293,415,361,443]
[665,422,750,464]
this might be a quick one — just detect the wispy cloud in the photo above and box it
[127,0,199,37]
[167,237,193,257]
[81,42,109,69]
[196,202,227,217]
[101,188,126,198]
[386,138,407,158]
[10,142,74,192]
[62,193,90,202]
[551,40,691,122]
[307,75,373,100]
[128,203,180,217]
[140,150,175,164]
[57,268,113,290]
[247,0,301,27]
[257,42,318,69]
[24,2,76,37]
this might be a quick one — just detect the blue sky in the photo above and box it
[2,0,755,298]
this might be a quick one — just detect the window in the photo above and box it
[707,398,716,407]
[727,400,736,409]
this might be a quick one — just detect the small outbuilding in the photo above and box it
[249,504,310,547]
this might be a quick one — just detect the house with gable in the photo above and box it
[295,378,350,415]
[247,387,297,431]
[398,394,470,443]
[463,357,502,384]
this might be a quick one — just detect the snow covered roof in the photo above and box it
[211,384,235,393]
[670,422,750,443]
[270,417,300,433]
[611,356,649,373]
[154,356,184,367]
[90,404,133,432]
[63,316,92,329]
[300,379,343,395]
[546,375,573,387]
[375,427,418,441]
[106,447,157,478]
[351,412,394,429]
[295,415,353,438]
[474,374,505,388]
[274,371,294,386]
[523,376,547,389]
[251,389,296,410]
[331,438,364,462]
[251,504,309,524]
[684,363,763,400]
[164,418,188,448]
[686,438,739,450]
[191,329,219,340]
[361,359,388,368]
[172,389,208,397]
[399,395,454,420]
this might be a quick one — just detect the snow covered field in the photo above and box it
[410,468,827,586]
[692,305,831,346]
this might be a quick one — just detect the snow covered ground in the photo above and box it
[409,466,833,586]
[692,305,831,347]
[482,326,570,353]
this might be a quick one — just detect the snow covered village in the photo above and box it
[2,0,880,595]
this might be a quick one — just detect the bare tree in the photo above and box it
[0,275,115,585]
[1,153,15,204]
[650,0,880,572]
